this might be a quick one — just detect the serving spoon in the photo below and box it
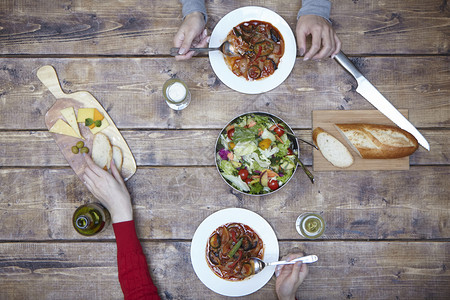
[267,116,315,184]
[250,255,318,275]
[268,116,318,150]
[170,41,240,57]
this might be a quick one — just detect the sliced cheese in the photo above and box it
[93,108,104,121]
[77,108,95,122]
[77,108,104,123]
[49,119,79,138]
[60,107,84,139]
[90,118,110,134]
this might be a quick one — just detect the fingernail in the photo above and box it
[202,28,207,37]
[299,48,305,56]
[206,36,211,43]
[178,48,186,55]
[303,56,309,61]
[331,54,336,59]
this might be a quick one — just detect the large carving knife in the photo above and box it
[334,52,430,150]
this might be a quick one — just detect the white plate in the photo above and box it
[191,208,279,297]
[209,6,296,94]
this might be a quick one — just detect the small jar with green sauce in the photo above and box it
[296,213,326,239]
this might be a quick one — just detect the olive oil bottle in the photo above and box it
[73,203,111,236]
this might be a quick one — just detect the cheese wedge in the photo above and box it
[77,108,95,122]
[49,119,79,138]
[60,107,84,139]
[90,118,110,134]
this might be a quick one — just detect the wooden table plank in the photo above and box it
[1,166,448,241]
[0,0,448,55]
[0,129,447,167]
[0,57,449,130]
[0,241,448,299]
[0,0,449,298]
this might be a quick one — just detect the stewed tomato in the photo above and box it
[268,179,279,190]
[238,169,249,181]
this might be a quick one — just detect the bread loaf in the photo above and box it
[313,127,354,168]
[92,133,112,170]
[112,146,123,172]
[335,124,418,159]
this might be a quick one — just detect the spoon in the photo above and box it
[267,116,315,183]
[170,41,240,57]
[293,155,315,184]
[250,255,318,275]
[268,116,318,150]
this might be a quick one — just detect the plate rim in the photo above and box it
[190,207,279,297]
[209,6,297,94]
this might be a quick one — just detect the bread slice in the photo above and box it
[335,124,419,159]
[313,127,354,168]
[112,146,123,172]
[92,133,112,170]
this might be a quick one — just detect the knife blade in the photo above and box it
[333,51,430,151]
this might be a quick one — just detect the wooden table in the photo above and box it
[1,0,449,299]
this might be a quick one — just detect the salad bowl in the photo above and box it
[215,112,299,196]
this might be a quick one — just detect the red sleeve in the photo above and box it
[113,220,160,300]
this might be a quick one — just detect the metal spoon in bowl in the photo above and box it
[250,255,318,275]
[170,41,240,57]
[268,116,318,150]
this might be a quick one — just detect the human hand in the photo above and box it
[83,154,133,224]
[173,11,209,60]
[296,15,341,61]
[275,253,309,300]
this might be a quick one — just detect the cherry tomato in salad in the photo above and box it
[238,169,249,181]
[227,128,235,139]
[287,148,293,156]
[244,178,253,184]
[268,179,279,190]
[273,125,285,137]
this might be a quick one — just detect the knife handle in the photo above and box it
[333,51,364,81]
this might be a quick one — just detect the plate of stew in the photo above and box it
[191,208,279,296]
[209,6,296,94]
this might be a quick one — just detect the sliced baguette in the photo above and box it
[92,133,112,170]
[335,124,419,159]
[112,146,123,172]
[313,127,354,168]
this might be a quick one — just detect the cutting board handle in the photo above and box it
[37,65,66,98]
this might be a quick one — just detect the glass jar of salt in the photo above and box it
[162,78,191,110]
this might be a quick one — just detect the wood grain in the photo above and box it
[1,166,448,241]
[0,241,448,299]
[0,0,448,55]
[0,57,449,130]
[312,110,412,171]
[0,0,449,298]
[0,128,447,168]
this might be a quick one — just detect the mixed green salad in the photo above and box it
[216,113,298,195]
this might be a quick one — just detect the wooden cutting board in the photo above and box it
[38,65,136,181]
[312,110,410,171]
